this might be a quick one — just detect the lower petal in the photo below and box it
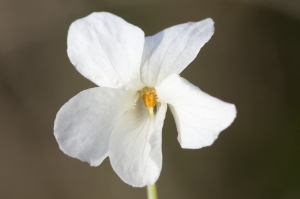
[109,99,167,187]
[54,87,137,166]
[156,74,236,149]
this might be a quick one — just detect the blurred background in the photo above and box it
[1,0,300,198]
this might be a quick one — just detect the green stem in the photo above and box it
[147,183,158,199]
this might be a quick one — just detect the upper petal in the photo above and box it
[109,99,167,187]
[68,12,145,91]
[54,87,138,166]
[141,18,214,87]
[156,74,236,149]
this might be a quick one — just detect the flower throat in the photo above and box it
[139,87,157,117]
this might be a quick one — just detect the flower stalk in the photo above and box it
[147,183,158,199]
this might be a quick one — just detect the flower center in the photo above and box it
[139,87,157,117]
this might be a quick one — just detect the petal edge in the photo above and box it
[54,87,137,166]
[109,100,167,187]
[141,18,214,87]
[156,74,236,149]
[68,12,145,90]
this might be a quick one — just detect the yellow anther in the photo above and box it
[140,87,157,117]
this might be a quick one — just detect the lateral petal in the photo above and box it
[109,100,167,187]
[68,12,145,91]
[54,87,137,166]
[141,18,214,87]
[156,74,236,149]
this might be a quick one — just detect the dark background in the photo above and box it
[1,0,300,198]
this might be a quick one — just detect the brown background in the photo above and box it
[1,0,300,198]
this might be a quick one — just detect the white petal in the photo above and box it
[109,99,167,187]
[156,74,236,149]
[54,87,138,166]
[141,18,214,87]
[68,12,145,91]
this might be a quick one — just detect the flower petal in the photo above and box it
[54,87,138,166]
[109,99,167,187]
[141,18,214,87]
[156,74,236,149]
[68,12,145,91]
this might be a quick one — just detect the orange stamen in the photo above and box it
[140,87,157,117]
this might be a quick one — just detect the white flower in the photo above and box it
[54,12,236,187]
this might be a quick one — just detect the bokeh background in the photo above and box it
[1,0,300,198]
